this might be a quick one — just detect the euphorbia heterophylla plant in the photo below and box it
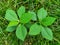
[5,6,56,41]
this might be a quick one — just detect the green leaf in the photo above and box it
[16,24,27,41]
[8,21,19,27]
[6,26,16,32]
[17,6,25,18]
[5,9,18,21]
[28,11,37,21]
[37,8,47,21]
[42,17,56,26]
[25,22,33,29]
[6,21,18,32]
[41,27,53,40]
[29,23,42,35]
[20,13,32,23]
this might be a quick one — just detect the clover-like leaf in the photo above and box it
[5,9,18,21]
[41,27,53,40]
[37,8,47,21]
[16,24,27,41]
[6,26,16,32]
[20,13,32,23]
[29,23,42,35]
[8,21,19,27]
[42,17,56,26]
[28,11,37,21]
[17,6,25,18]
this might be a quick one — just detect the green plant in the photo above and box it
[5,6,56,41]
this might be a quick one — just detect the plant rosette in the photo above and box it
[5,6,56,41]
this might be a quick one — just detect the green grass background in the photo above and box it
[0,0,60,45]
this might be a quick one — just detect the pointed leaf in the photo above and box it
[5,9,18,21]
[42,17,56,26]
[17,6,25,18]
[6,21,18,32]
[29,23,42,35]
[6,26,16,32]
[41,27,53,40]
[16,24,27,41]
[8,21,19,27]
[28,11,37,21]
[37,8,47,21]
[20,13,32,23]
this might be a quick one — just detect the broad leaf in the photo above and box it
[6,26,16,32]
[42,17,56,26]
[29,23,42,35]
[5,9,18,21]
[16,24,27,41]
[20,13,32,23]
[28,11,37,21]
[8,21,19,27]
[37,8,47,21]
[17,6,25,18]
[41,27,53,40]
